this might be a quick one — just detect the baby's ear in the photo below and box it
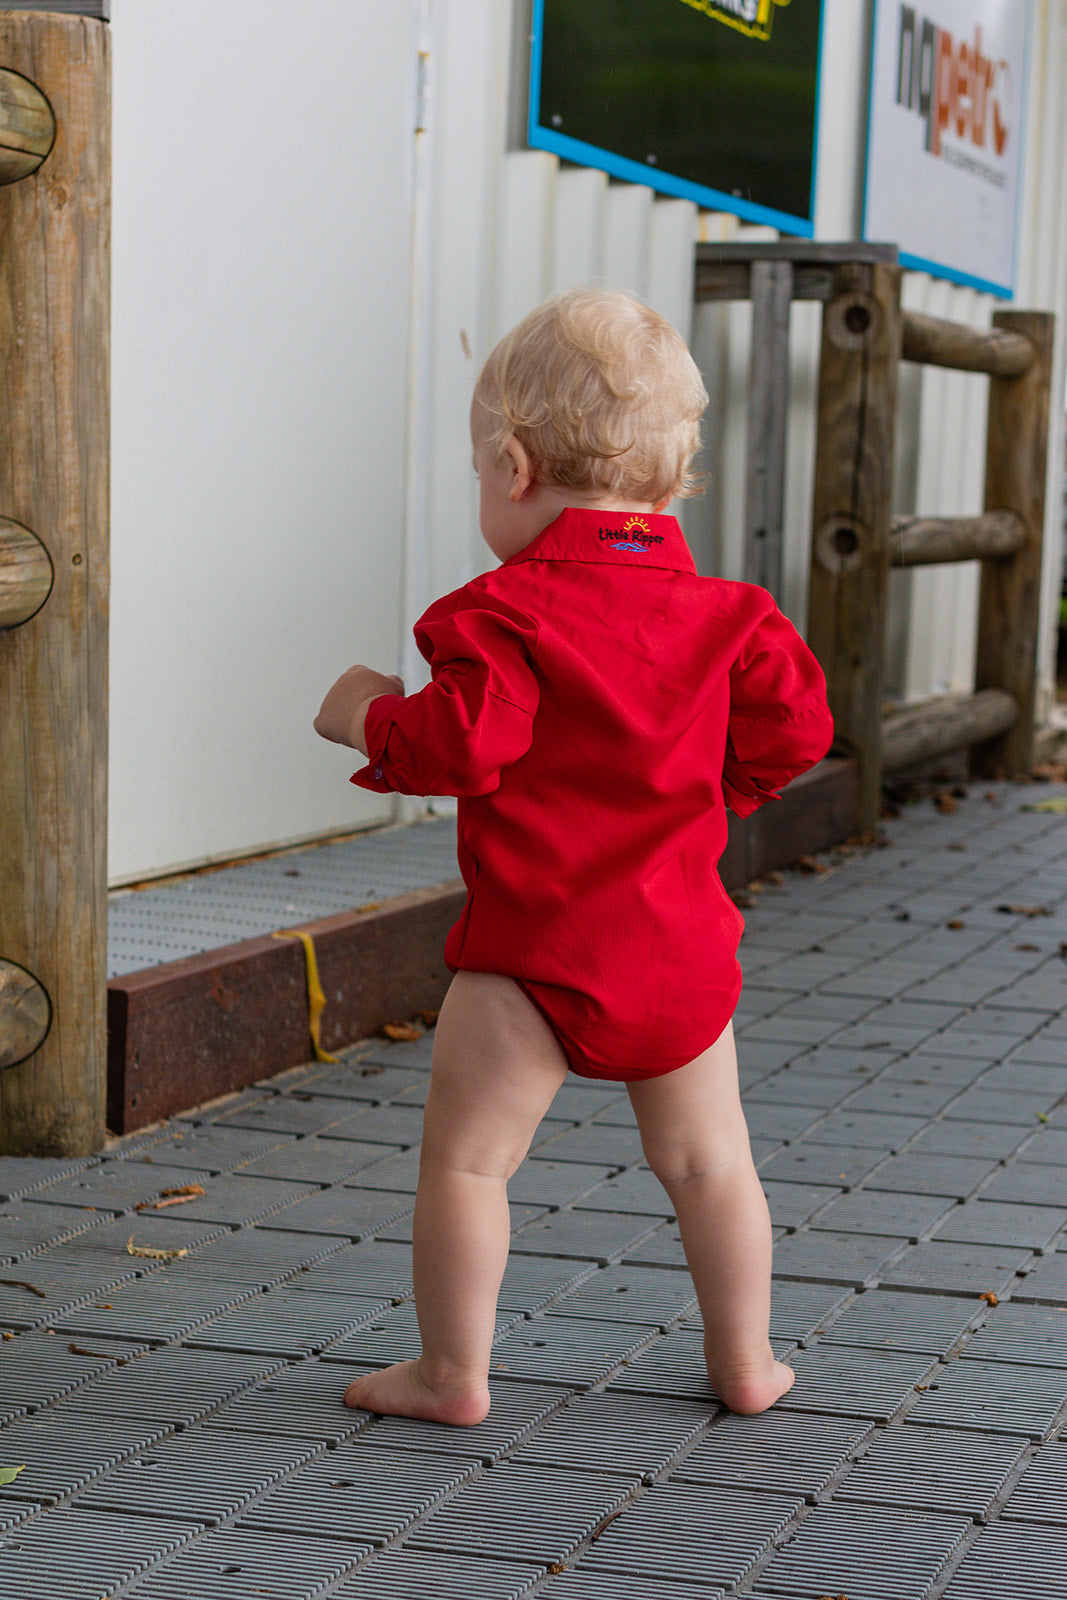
[504,435,538,502]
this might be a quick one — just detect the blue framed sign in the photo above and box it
[528,0,826,237]
[863,0,1031,298]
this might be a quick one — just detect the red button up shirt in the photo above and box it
[353,508,833,1077]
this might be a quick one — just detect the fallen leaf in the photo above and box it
[979,1291,999,1306]
[997,904,1053,917]
[946,919,966,930]
[0,1465,25,1486]
[934,792,958,813]
[136,1183,207,1211]
[417,1010,440,1026]
[381,1023,423,1042]
[126,1237,189,1261]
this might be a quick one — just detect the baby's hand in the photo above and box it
[314,665,404,755]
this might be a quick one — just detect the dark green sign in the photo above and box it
[529,0,825,234]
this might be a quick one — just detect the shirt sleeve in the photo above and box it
[351,591,540,798]
[722,593,834,818]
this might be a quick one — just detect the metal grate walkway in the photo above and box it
[5,779,1067,1598]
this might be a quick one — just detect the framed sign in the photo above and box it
[529,0,826,237]
[863,0,1030,297]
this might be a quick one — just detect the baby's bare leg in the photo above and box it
[627,1023,793,1415]
[343,972,569,1425]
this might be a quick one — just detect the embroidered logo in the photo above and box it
[602,515,663,554]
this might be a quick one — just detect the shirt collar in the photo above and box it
[505,506,697,574]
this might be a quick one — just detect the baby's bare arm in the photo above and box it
[314,665,404,755]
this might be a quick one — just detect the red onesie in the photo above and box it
[353,507,833,1080]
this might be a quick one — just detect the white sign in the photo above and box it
[863,0,1030,297]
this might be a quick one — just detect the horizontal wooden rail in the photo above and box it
[890,510,1025,568]
[694,241,898,306]
[901,310,1034,377]
[882,687,1018,772]
[0,519,53,626]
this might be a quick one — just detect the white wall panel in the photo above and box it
[108,0,418,880]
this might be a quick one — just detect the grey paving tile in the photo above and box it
[779,1344,938,1420]
[798,1108,930,1151]
[318,1104,427,1145]
[495,1253,596,1314]
[908,1356,1067,1439]
[512,1390,710,1477]
[809,1188,954,1239]
[332,1549,542,1599]
[350,1147,422,1192]
[183,1287,389,1356]
[769,1279,854,1342]
[761,1180,843,1229]
[840,1075,969,1117]
[747,1068,857,1109]
[879,1239,1034,1296]
[0,1201,119,1258]
[509,1208,658,1264]
[931,1198,1067,1249]
[673,1410,872,1500]
[575,1166,675,1216]
[0,1155,95,1200]
[487,1312,654,1389]
[0,1508,196,1600]
[237,1135,401,1184]
[547,1263,698,1328]
[405,1463,638,1563]
[820,1288,985,1356]
[238,1442,479,1546]
[944,1084,1062,1123]
[20,1160,215,1212]
[294,1061,431,1101]
[507,1158,619,1207]
[320,1299,519,1367]
[907,1119,1034,1159]
[574,1482,802,1587]
[539,1572,725,1600]
[834,1423,1026,1518]
[533,1122,643,1166]
[942,1522,1067,1599]
[63,1346,282,1426]
[47,1273,257,1344]
[1012,1249,1067,1303]
[201,1356,378,1444]
[1016,1125,1067,1164]
[72,1427,321,1524]
[0,1411,172,1505]
[359,1378,572,1462]
[758,1143,890,1187]
[0,1260,143,1332]
[605,1325,719,1403]
[620,1221,688,1268]
[771,1228,906,1287]
[744,1101,831,1142]
[283,1238,413,1298]
[252,1187,413,1240]
[999,1440,1067,1524]
[120,1528,363,1599]
[862,1150,1002,1197]
[960,1302,1067,1367]
[0,1329,148,1420]
[128,1124,297,1172]
[980,1161,1067,1207]
[756,1503,971,1600]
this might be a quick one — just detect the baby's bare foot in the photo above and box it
[706,1345,795,1416]
[343,1360,491,1426]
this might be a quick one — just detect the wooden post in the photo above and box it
[744,259,792,596]
[0,13,109,1154]
[973,310,1054,777]
[807,261,902,834]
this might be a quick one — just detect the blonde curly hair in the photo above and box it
[472,287,707,505]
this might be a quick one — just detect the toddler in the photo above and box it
[315,287,833,1425]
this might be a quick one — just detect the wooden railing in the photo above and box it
[695,243,1055,834]
[0,12,110,1154]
